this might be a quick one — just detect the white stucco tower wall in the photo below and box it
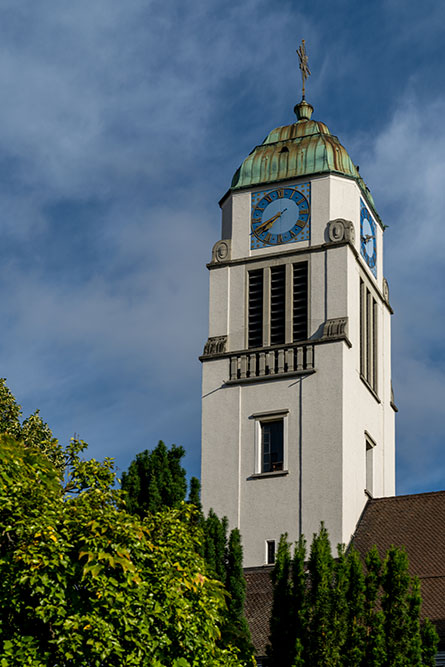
[200,104,395,568]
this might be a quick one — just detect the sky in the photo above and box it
[0,0,443,495]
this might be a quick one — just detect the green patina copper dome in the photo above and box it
[231,100,379,222]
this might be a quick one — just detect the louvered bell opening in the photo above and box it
[248,269,263,348]
[270,265,286,345]
[293,262,308,341]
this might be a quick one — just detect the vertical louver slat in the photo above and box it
[270,266,286,345]
[360,279,366,377]
[293,262,308,341]
[248,269,263,348]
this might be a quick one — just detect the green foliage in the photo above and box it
[121,441,188,516]
[268,527,439,667]
[203,509,228,581]
[0,378,63,470]
[122,445,254,664]
[343,546,366,666]
[268,534,293,667]
[188,476,202,511]
[0,435,247,666]
[420,618,440,667]
[223,529,255,664]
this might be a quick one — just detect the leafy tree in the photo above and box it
[0,435,248,666]
[268,527,439,667]
[0,377,63,469]
[122,445,254,663]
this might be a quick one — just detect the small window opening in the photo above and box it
[267,540,276,564]
[280,146,289,153]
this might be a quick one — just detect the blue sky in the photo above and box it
[0,0,443,495]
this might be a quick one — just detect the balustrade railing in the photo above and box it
[228,343,314,382]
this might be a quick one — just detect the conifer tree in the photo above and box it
[330,544,348,665]
[406,576,423,666]
[268,534,293,667]
[291,536,308,664]
[188,475,202,510]
[203,509,228,581]
[364,544,386,665]
[268,528,438,667]
[222,528,255,663]
[381,546,413,666]
[420,618,440,667]
[307,525,335,666]
[344,547,366,666]
[121,441,188,515]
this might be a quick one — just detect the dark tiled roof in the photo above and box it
[244,491,445,655]
[352,490,445,639]
[244,566,273,657]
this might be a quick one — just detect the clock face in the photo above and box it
[251,183,311,249]
[360,200,377,277]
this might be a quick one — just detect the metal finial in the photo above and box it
[297,39,311,100]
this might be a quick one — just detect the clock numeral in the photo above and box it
[276,189,284,198]
[299,209,309,216]
[291,191,305,204]
[264,194,273,203]
[296,219,306,229]
[276,234,283,243]
[264,233,272,243]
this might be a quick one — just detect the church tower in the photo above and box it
[200,64,395,568]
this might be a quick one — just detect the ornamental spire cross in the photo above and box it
[297,39,311,100]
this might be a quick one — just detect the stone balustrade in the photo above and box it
[227,342,315,383]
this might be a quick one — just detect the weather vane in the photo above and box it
[297,39,311,100]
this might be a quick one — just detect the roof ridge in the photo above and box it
[369,490,445,503]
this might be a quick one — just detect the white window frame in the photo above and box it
[252,409,289,475]
[365,431,377,497]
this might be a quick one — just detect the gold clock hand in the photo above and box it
[255,208,288,233]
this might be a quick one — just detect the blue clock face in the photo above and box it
[251,184,310,249]
[360,200,377,277]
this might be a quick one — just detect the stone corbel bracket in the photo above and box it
[211,239,231,264]
[320,317,351,347]
[327,218,355,244]
[382,278,390,305]
[202,335,228,357]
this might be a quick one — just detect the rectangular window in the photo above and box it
[248,269,263,348]
[266,540,276,565]
[261,419,284,472]
[247,262,308,348]
[360,278,377,392]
